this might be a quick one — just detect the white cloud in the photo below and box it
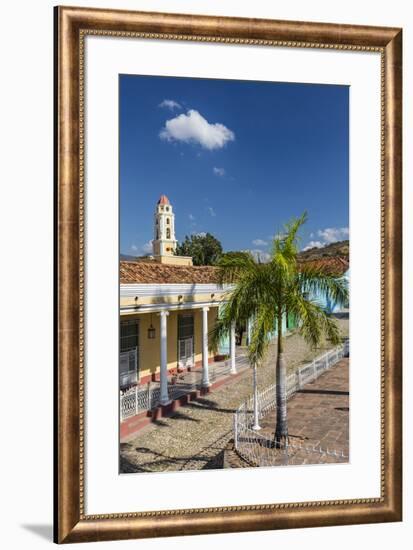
[302,240,324,251]
[252,238,268,246]
[194,231,207,237]
[141,240,153,254]
[213,167,226,177]
[158,99,181,110]
[317,227,349,243]
[207,206,216,217]
[130,242,153,255]
[188,213,195,221]
[160,109,235,150]
[302,226,349,251]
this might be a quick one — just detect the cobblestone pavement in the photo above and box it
[120,316,349,473]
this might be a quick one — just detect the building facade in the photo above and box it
[119,195,349,406]
[119,195,236,405]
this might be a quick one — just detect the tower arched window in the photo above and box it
[166,218,170,225]
[166,228,171,239]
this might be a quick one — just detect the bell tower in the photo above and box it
[152,195,177,257]
[152,195,192,266]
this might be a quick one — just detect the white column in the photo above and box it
[230,320,237,374]
[201,307,210,388]
[246,317,252,346]
[159,311,170,405]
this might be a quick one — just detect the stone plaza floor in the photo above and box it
[120,316,349,473]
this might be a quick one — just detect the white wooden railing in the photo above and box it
[120,354,250,422]
[120,383,161,422]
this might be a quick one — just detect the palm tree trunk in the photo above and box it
[252,362,261,431]
[275,309,288,448]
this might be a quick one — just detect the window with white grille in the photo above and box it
[178,314,194,367]
[120,319,139,388]
[178,314,194,340]
[120,319,139,352]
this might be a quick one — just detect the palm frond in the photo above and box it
[247,305,275,367]
[286,290,341,348]
[208,268,274,352]
[209,305,234,353]
[216,251,257,284]
[297,264,349,309]
[209,263,279,354]
[281,211,307,259]
[270,212,307,277]
[211,212,344,365]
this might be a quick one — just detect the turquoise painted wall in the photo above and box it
[219,334,230,355]
[310,269,349,313]
[218,309,296,354]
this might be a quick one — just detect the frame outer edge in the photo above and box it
[54,6,403,543]
[57,6,399,46]
[61,500,396,543]
[383,29,403,520]
[56,6,81,544]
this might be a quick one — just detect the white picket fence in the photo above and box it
[120,354,250,422]
[120,384,161,421]
[120,382,182,422]
[234,339,349,466]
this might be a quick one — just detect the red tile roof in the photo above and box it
[120,256,349,284]
[120,261,220,284]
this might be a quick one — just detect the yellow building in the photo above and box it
[119,195,236,406]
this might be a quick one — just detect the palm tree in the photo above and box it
[210,213,349,448]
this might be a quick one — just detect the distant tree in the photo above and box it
[176,233,223,266]
[223,250,269,264]
[220,251,250,261]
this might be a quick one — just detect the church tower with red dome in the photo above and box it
[152,195,192,266]
[152,195,176,257]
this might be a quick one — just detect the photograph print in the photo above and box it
[119,74,350,474]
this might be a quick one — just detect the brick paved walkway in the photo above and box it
[256,358,349,466]
[120,317,348,473]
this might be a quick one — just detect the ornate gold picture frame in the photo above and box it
[54,6,402,543]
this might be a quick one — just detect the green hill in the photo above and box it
[298,240,349,260]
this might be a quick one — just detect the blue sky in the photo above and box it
[120,75,349,259]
